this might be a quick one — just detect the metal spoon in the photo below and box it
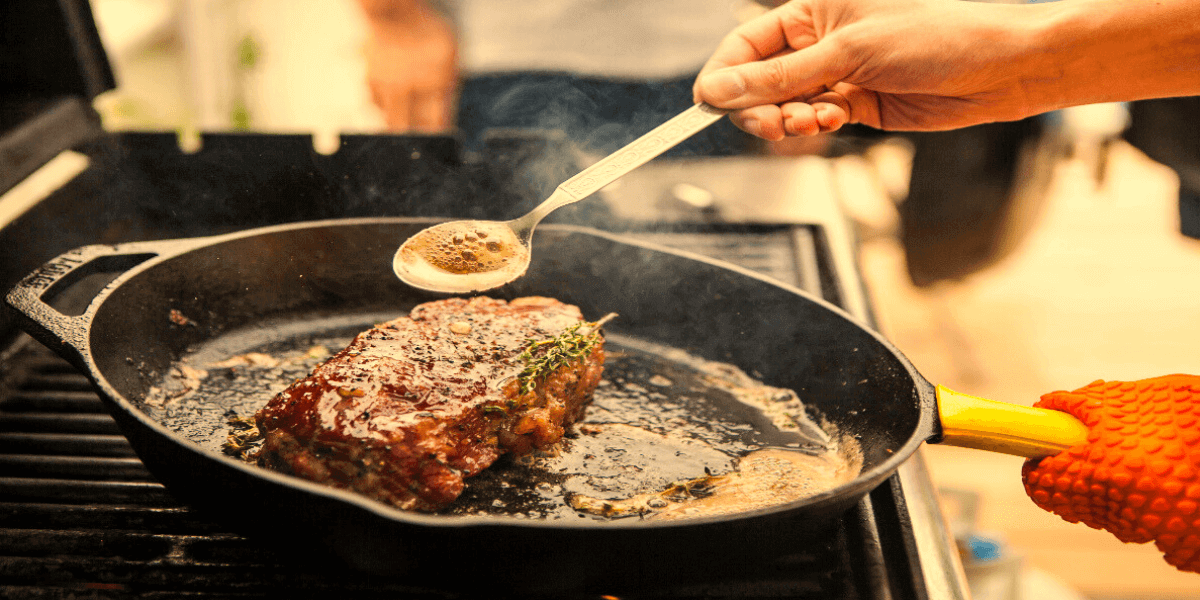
[392,103,729,293]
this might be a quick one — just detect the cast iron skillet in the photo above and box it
[4,218,1082,593]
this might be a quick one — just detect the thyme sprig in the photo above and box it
[516,313,617,396]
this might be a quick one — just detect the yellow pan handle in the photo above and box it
[935,385,1090,458]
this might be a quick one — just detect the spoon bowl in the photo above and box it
[393,103,728,293]
[392,217,534,294]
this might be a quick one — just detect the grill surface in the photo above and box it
[0,226,920,599]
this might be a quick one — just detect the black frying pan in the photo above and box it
[4,218,1076,593]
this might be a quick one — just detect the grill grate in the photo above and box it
[0,226,912,599]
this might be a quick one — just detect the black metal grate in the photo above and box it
[0,226,915,599]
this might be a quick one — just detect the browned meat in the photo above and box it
[253,297,605,511]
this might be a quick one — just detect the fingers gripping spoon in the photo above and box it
[392,104,729,293]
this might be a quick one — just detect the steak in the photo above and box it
[253,296,605,511]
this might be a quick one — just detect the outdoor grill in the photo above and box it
[1,2,968,598]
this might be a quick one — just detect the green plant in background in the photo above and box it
[231,101,251,131]
[237,34,260,69]
[231,33,261,131]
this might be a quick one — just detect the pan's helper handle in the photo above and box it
[5,243,164,368]
[935,385,1090,458]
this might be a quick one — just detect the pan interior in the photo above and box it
[143,309,862,521]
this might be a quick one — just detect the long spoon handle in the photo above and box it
[528,104,728,221]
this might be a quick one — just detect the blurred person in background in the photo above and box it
[355,0,763,157]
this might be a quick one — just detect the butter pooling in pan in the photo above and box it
[558,337,861,521]
[568,447,860,520]
[153,316,858,521]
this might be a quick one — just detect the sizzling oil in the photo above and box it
[149,318,860,522]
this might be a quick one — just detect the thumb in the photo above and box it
[695,42,847,109]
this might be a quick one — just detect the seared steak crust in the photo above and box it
[253,297,604,511]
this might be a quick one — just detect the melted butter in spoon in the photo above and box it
[402,221,524,274]
[393,221,531,293]
[393,104,729,293]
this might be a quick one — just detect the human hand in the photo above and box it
[692,0,1044,139]
[360,0,458,132]
[1022,375,1200,573]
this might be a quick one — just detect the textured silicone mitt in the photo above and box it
[1022,375,1200,573]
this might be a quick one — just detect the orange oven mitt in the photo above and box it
[1022,375,1200,573]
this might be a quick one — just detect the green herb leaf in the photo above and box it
[516,313,616,396]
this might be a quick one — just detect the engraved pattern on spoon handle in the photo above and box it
[556,104,728,202]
